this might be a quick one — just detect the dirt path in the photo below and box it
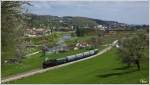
[25,51,40,57]
[1,40,118,83]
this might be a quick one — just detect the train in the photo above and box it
[42,49,99,68]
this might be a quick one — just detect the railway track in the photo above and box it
[1,40,118,83]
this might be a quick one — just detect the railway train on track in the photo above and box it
[42,49,99,68]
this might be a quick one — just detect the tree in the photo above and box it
[75,26,85,37]
[1,1,28,63]
[117,31,148,70]
[98,30,105,37]
[91,36,99,48]
[75,26,81,36]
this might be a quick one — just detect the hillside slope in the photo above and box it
[9,48,149,84]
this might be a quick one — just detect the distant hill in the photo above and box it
[25,14,145,31]
[25,14,99,28]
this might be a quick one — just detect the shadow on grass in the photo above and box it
[97,69,138,78]
[112,66,130,70]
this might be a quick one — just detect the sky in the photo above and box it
[25,1,149,25]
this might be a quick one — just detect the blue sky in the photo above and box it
[25,1,149,25]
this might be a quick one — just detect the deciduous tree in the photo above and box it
[1,1,28,63]
[117,31,148,70]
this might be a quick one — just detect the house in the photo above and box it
[25,28,51,37]
[74,41,91,50]
[96,25,107,31]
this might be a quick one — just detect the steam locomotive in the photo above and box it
[42,49,99,68]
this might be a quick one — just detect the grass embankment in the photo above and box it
[2,31,99,78]
[2,32,131,77]
[8,48,149,84]
[1,48,90,78]
[2,32,68,77]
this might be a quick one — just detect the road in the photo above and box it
[1,40,118,83]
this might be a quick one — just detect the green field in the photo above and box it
[8,48,149,84]
[1,48,93,78]
[2,31,109,78]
